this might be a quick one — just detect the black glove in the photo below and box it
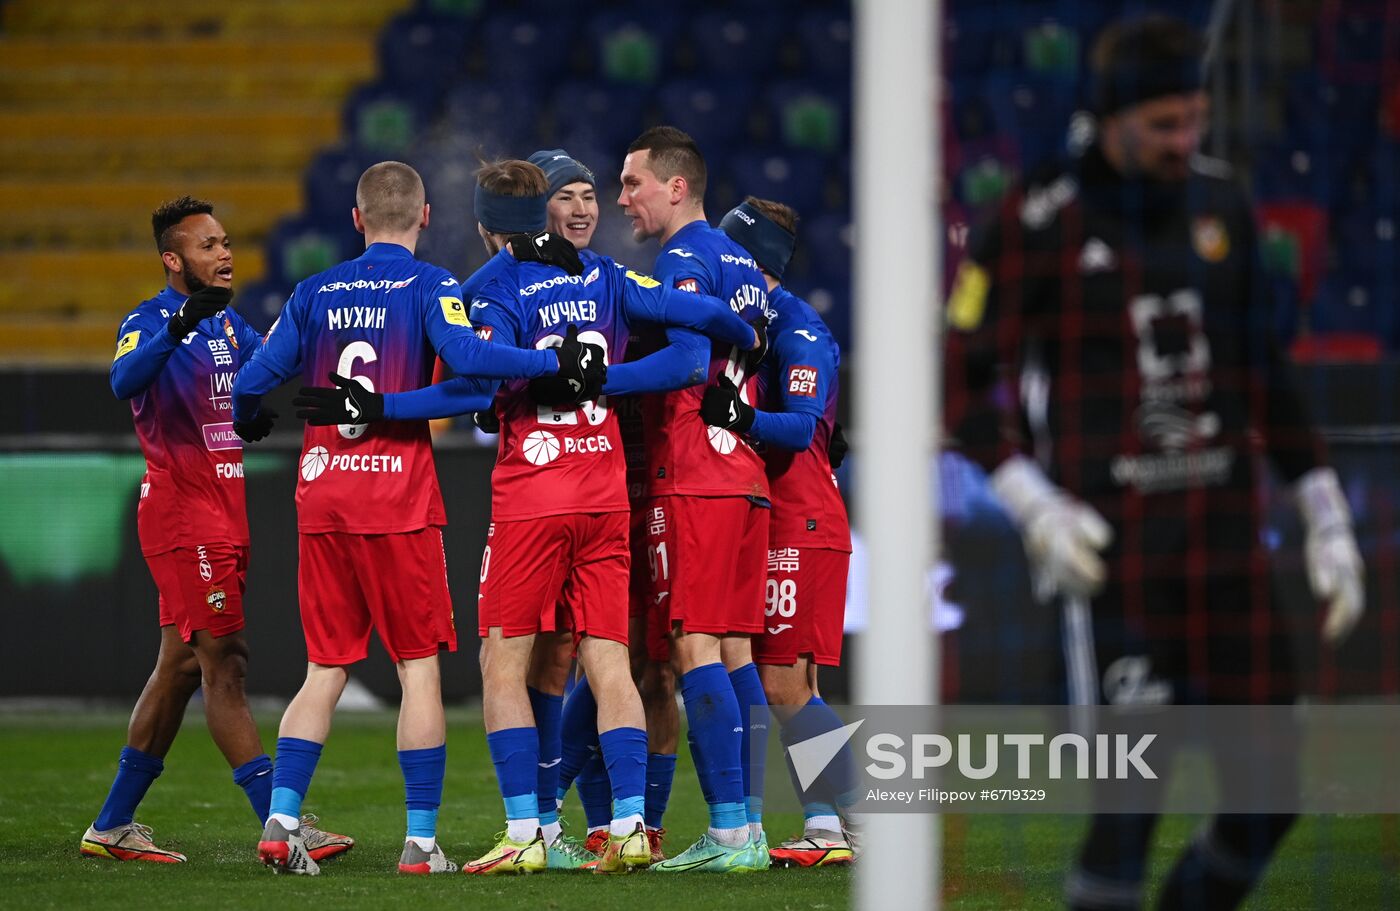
[168,285,232,338]
[508,231,584,276]
[828,421,849,469]
[233,408,277,443]
[743,316,770,373]
[536,323,605,404]
[473,410,500,433]
[293,372,384,426]
[699,375,754,433]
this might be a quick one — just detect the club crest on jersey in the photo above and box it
[206,587,227,613]
[222,317,239,348]
[1192,217,1229,263]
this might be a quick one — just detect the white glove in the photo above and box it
[1296,467,1365,645]
[990,455,1113,601]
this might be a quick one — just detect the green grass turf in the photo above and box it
[0,709,1394,909]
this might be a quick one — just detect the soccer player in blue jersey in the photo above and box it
[82,197,352,866]
[617,126,774,872]
[232,161,604,876]
[704,198,859,868]
[296,158,761,875]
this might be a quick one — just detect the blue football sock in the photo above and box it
[94,746,164,831]
[487,727,540,821]
[728,662,769,825]
[269,737,322,822]
[232,753,273,824]
[399,744,446,840]
[528,687,564,826]
[681,663,747,830]
[557,675,600,796]
[687,727,717,806]
[644,753,678,830]
[779,696,857,810]
[575,752,614,829]
[599,726,648,825]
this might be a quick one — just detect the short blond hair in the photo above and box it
[355,161,426,232]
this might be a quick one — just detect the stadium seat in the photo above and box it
[232,278,293,334]
[377,10,471,98]
[588,9,680,85]
[1307,274,1393,351]
[689,11,782,79]
[791,269,850,351]
[1257,202,1328,302]
[442,80,542,152]
[727,151,829,219]
[765,80,846,154]
[658,79,757,152]
[795,9,852,80]
[264,216,358,288]
[977,73,1079,170]
[553,81,651,155]
[304,147,380,218]
[343,82,434,155]
[482,13,577,83]
[1252,140,1344,206]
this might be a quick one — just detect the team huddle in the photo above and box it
[85,126,857,876]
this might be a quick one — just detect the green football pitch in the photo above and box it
[1,709,1393,909]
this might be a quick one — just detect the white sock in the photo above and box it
[805,815,842,837]
[406,835,435,851]
[610,813,644,838]
[542,821,562,844]
[586,824,608,835]
[749,822,764,841]
[506,818,539,843]
[270,812,300,831]
[709,825,748,848]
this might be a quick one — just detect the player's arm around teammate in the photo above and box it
[703,199,858,867]
[84,198,351,866]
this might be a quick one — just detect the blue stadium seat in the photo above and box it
[483,13,577,83]
[800,212,850,271]
[795,8,851,79]
[727,151,828,218]
[658,79,756,152]
[764,79,847,154]
[790,269,850,351]
[343,82,435,155]
[304,146,379,218]
[689,11,782,78]
[552,81,650,155]
[233,278,293,334]
[977,74,1079,170]
[442,80,541,152]
[378,10,470,97]
[1252,140,1343,206]
[1310,274,1392,341]
[264,216,359,289]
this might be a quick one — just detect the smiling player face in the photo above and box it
[617,150,675,242]
[547,181,598,250]
[167,213,233,294]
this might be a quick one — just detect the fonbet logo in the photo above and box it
[302,446,330,481]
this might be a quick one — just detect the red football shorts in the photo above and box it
[644,495,769,662]
[477,511,630,645]
[753,546,851,667]
[148,544,248,642]
[298,527,456,665]
[627,504,651,620]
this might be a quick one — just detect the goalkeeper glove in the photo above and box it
[293,373,384,426]
[530,324,605,405]
[507,231,584,276]
[233,408,277,443]
[168,285,232,339]
[828,422,849,469]
[990,454,1113,602]
[699,375,754,433]
[1296,467,1365,644]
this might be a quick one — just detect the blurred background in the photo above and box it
[0,0,1397,707]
